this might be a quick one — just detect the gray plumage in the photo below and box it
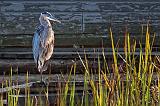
[32,12,60,81]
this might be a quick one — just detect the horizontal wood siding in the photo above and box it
[0,0,160,46]
[1,0,160,47]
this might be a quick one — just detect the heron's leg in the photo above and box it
[40,71,47,87]
[40,71,43,82]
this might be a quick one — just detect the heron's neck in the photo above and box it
[40,19,52,29]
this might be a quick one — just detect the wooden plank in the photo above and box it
[83,12,160,34]
[1,1,82,12]
[0,59,76,74]
[0,58,113,74]
[0,72,159,93]
[82,2,160,12]
[0,34,106,47]
[0,48,147,59]
[1,47,160,60]
[1,11,160,34]
[0,46,149,74]
[83,12,160,23]
[0,12,82,34]
[0,50,160,74]
[0,47,153,53]
[0,74,96,86]
[1,50,160,60]
[0,47,123,74]
[5,47,160,60]
[0,47,114,52]
[83,23,160,34]
[0,33,158,47]
[1,1,160,34]
[1,0,160,2]
[2,1,160,12]
[1,0,84,1]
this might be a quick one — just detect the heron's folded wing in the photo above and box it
[32,31,40,64]
[44,44,54,61]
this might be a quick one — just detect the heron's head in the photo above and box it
[40,12,61,24]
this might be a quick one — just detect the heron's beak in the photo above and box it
[47,16,61,23]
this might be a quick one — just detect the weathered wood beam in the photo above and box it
[1,46,160,59]
[0,74,96,93]
[1,0,160,2]
[1,1,160,12]
[1,12,160,35]
[0,34,158,47]
[0,72,159,93]
[0,58,113,74]
[0,12,82,34]
[0,51,160,74]
[1,2,160,35]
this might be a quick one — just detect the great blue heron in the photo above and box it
[32,12,61,82]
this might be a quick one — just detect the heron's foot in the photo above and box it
[32,80,48,87]
[39,80,47,87]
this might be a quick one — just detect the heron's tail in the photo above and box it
[37,59,49,73]
[41,60,49,72]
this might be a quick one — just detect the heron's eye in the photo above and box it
[41,12,48,14]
